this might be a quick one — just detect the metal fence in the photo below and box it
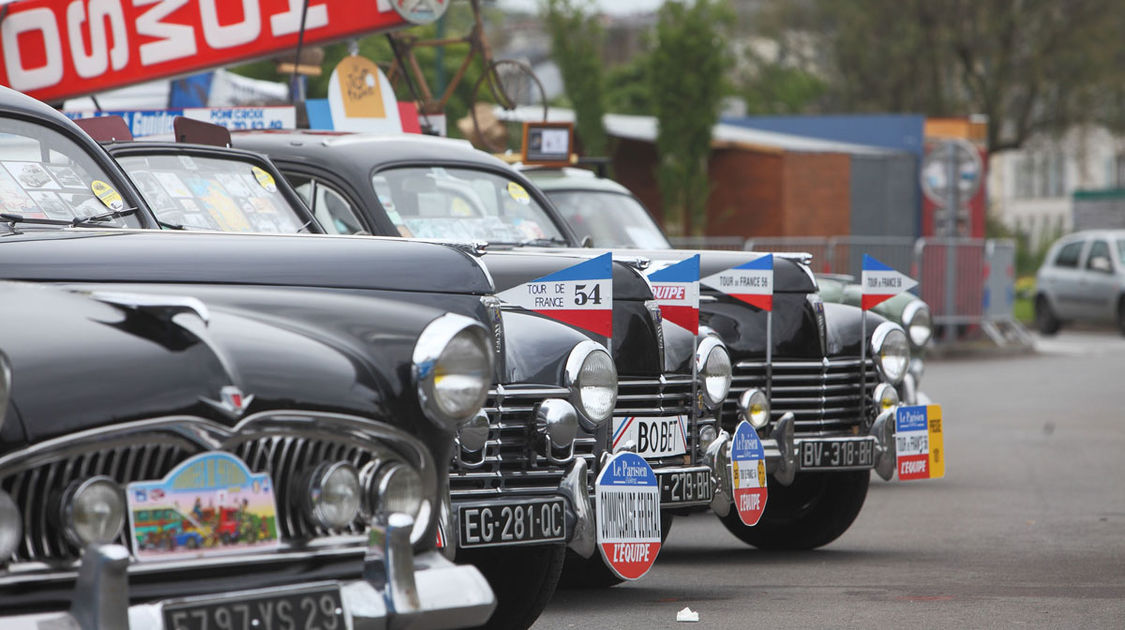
[668,234,1025,344]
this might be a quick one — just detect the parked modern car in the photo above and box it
[1035,230,1125,335]
[0,85,512,628]
[229,133,905,557]
[228,131,736,585]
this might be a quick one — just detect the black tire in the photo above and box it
[1036,295,1061,335]
[459,543,566,630]
[719,471,869,550]
[1117,297,1125,336]
[558,512,674,589]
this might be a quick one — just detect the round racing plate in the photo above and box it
[731,420,768,526]
[595,451,661,580]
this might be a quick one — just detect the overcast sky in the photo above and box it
[496,0,665,16]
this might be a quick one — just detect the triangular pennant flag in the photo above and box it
[497,252,614,338]
[701,254,774,311]
[860,254,918,310]
[646,255,700,334]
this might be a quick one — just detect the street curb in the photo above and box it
[927,342,1037,360]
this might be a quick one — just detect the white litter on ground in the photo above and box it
[676,607,700,622]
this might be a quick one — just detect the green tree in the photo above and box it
[651,0,733,236]
[742,61,826,115]
[605,54,654,115]
[545,0,608,155]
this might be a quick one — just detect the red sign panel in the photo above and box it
[0,0,411,102]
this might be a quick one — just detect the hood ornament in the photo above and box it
[202,385,254,419]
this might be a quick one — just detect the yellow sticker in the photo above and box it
[251,166,277,193]
[926,404,945,480]
[451,197,473,217]
[90,180,124,212]
[507,181,530,205]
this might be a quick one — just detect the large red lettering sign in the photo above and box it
[0,0,412,102]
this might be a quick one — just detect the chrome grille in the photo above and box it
[0,415,405,566]
[724,358,880,436]
[615,374,708,466]
[450,385,595,498]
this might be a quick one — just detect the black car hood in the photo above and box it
[0,230,493,295]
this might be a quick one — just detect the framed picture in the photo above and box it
[521,122,574,167]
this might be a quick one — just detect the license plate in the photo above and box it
[163,583,342,630]
[658,467,712,505]
[798,437,875,469]
[611,415,688,457]
[458,498,566,548]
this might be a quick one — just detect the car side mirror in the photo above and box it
[579,235,594,248]
[1091,256,1112,273]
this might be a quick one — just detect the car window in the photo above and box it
[116,154,304,232]
[546,190,671,248]
[289,175,367,235]
[371,167,566,244]
[1086,240,1111,270]
[1117,240,1125,267]
[0,117,139,227]
[1054,241,1084,268]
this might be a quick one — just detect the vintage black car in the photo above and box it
[222,131,735,585]
[0,86,518,628]
[99,136,650,618]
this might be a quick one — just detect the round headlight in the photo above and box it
[872,382,899,413]
[369,463,424,519]
[414,314,493,430]
[903,301,933,348]
[565,341,618,429]
[738,388,770,429]
[696,336,732,409]
[0,490,20,562]
[61,477,125,547]
[308,462,361,529]
[871,322,909,385]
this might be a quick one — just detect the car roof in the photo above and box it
[1056,229,1125,244]
[230,130,503,169]
[520,166,635,196]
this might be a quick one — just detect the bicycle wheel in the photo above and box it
[470,59,548,152]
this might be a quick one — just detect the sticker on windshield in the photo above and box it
[507,181,531,205]
[178,155,198,170]
[91,180,124,211]
[251,166,278,193]
[3,161,60,189]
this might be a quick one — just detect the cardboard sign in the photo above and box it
[861,254,918,310]
[595,451,661,581]
[496,252,614,339]
[327,56,402,133]
[895,405,945,481]
[646,255,700,335]
[730,421,768,526]
[66,107,296,137]
[0,0,413,103]
[702,254,774,311]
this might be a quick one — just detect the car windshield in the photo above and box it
[1117,239,1125,267]
[546,190,671,249]
[371,166,566,244]
[0,118,139,228]
[116,153,305,233]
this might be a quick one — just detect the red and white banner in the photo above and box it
[646,254,699,335]
[496,252,614,339]
[0,0,412,103]
[701,253,774,311]
[861,254,918,310]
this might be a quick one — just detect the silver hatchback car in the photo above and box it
[1035,229,1125,335]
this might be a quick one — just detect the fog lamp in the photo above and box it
[537,399,578,451]
[61,477,125,546]
[0,490,20,563]
[308,462,361,529]
[458,410,490,453]
[738,388,771,429]
[873,383,900,413]
[369,463,423,519]
[698,424,718,451]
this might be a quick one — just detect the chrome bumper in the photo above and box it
[4,514,495,630]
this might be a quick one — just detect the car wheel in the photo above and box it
[558,512,674,589]
[459,543,566,630]
[1035,295,1061,335]
[719,470,869,550]
[1117,297,1125,336]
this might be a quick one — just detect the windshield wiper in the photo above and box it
[71,207,139,226]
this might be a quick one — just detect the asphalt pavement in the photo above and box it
[533,329,1125,629]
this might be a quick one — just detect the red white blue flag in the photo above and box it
[646,255,700,335]
[860,254,918,310]
[701,254,774,311]
[497,252,614,338]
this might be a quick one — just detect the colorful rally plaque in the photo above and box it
[730,420,768,526]
[127,452,280,561]
[595,451,661,580]
[894,404,945,481]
